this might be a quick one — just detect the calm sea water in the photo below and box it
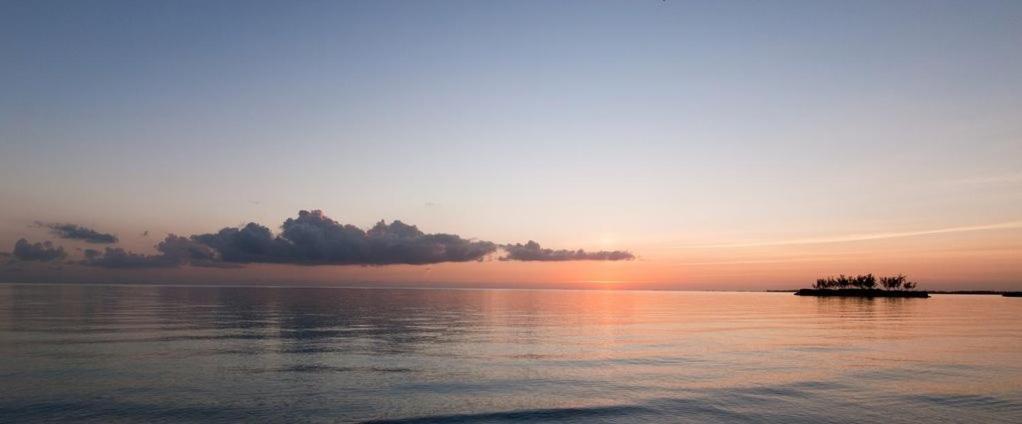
[1,284,1020,423]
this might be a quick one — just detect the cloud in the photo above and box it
[83,235,223,268]
[191,223,287,263]
[77,210,631,268]
[82,247,168,268]
[192,210,497,265]
[501,240,635,262]
[11,238,68,262]
[37,222,118,244]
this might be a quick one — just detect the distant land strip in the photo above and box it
[768,289,1021,296]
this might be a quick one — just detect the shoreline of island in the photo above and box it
[770,289,1020,297]
[794,288,929,298]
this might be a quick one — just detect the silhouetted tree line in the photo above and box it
[812,274,918,291]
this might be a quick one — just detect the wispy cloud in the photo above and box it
[35,222,118,244]
[501,241,634,261]
[672,221,1022,249]
[944,172,1022,186]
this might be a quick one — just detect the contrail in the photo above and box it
[672,221,1022,249]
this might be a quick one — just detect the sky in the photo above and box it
[1,0,1020,290]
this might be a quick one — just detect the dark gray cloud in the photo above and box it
[501,241,635,262]
[37,222,118,244]
[82,247,168,268]
[192,210,497,265]
[192,223,288,263]
[82,234,223,268]
[12,238,68,262]
[77,210,632,268]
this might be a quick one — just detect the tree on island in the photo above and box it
[813,274,920,291]
[880,274,908,290]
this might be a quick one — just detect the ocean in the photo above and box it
[1,284,1020,423]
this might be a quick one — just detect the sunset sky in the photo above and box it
[2,1,1020,289]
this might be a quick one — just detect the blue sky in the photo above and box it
[2,1,1020,288]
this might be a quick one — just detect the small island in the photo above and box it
[795,274,929,298]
